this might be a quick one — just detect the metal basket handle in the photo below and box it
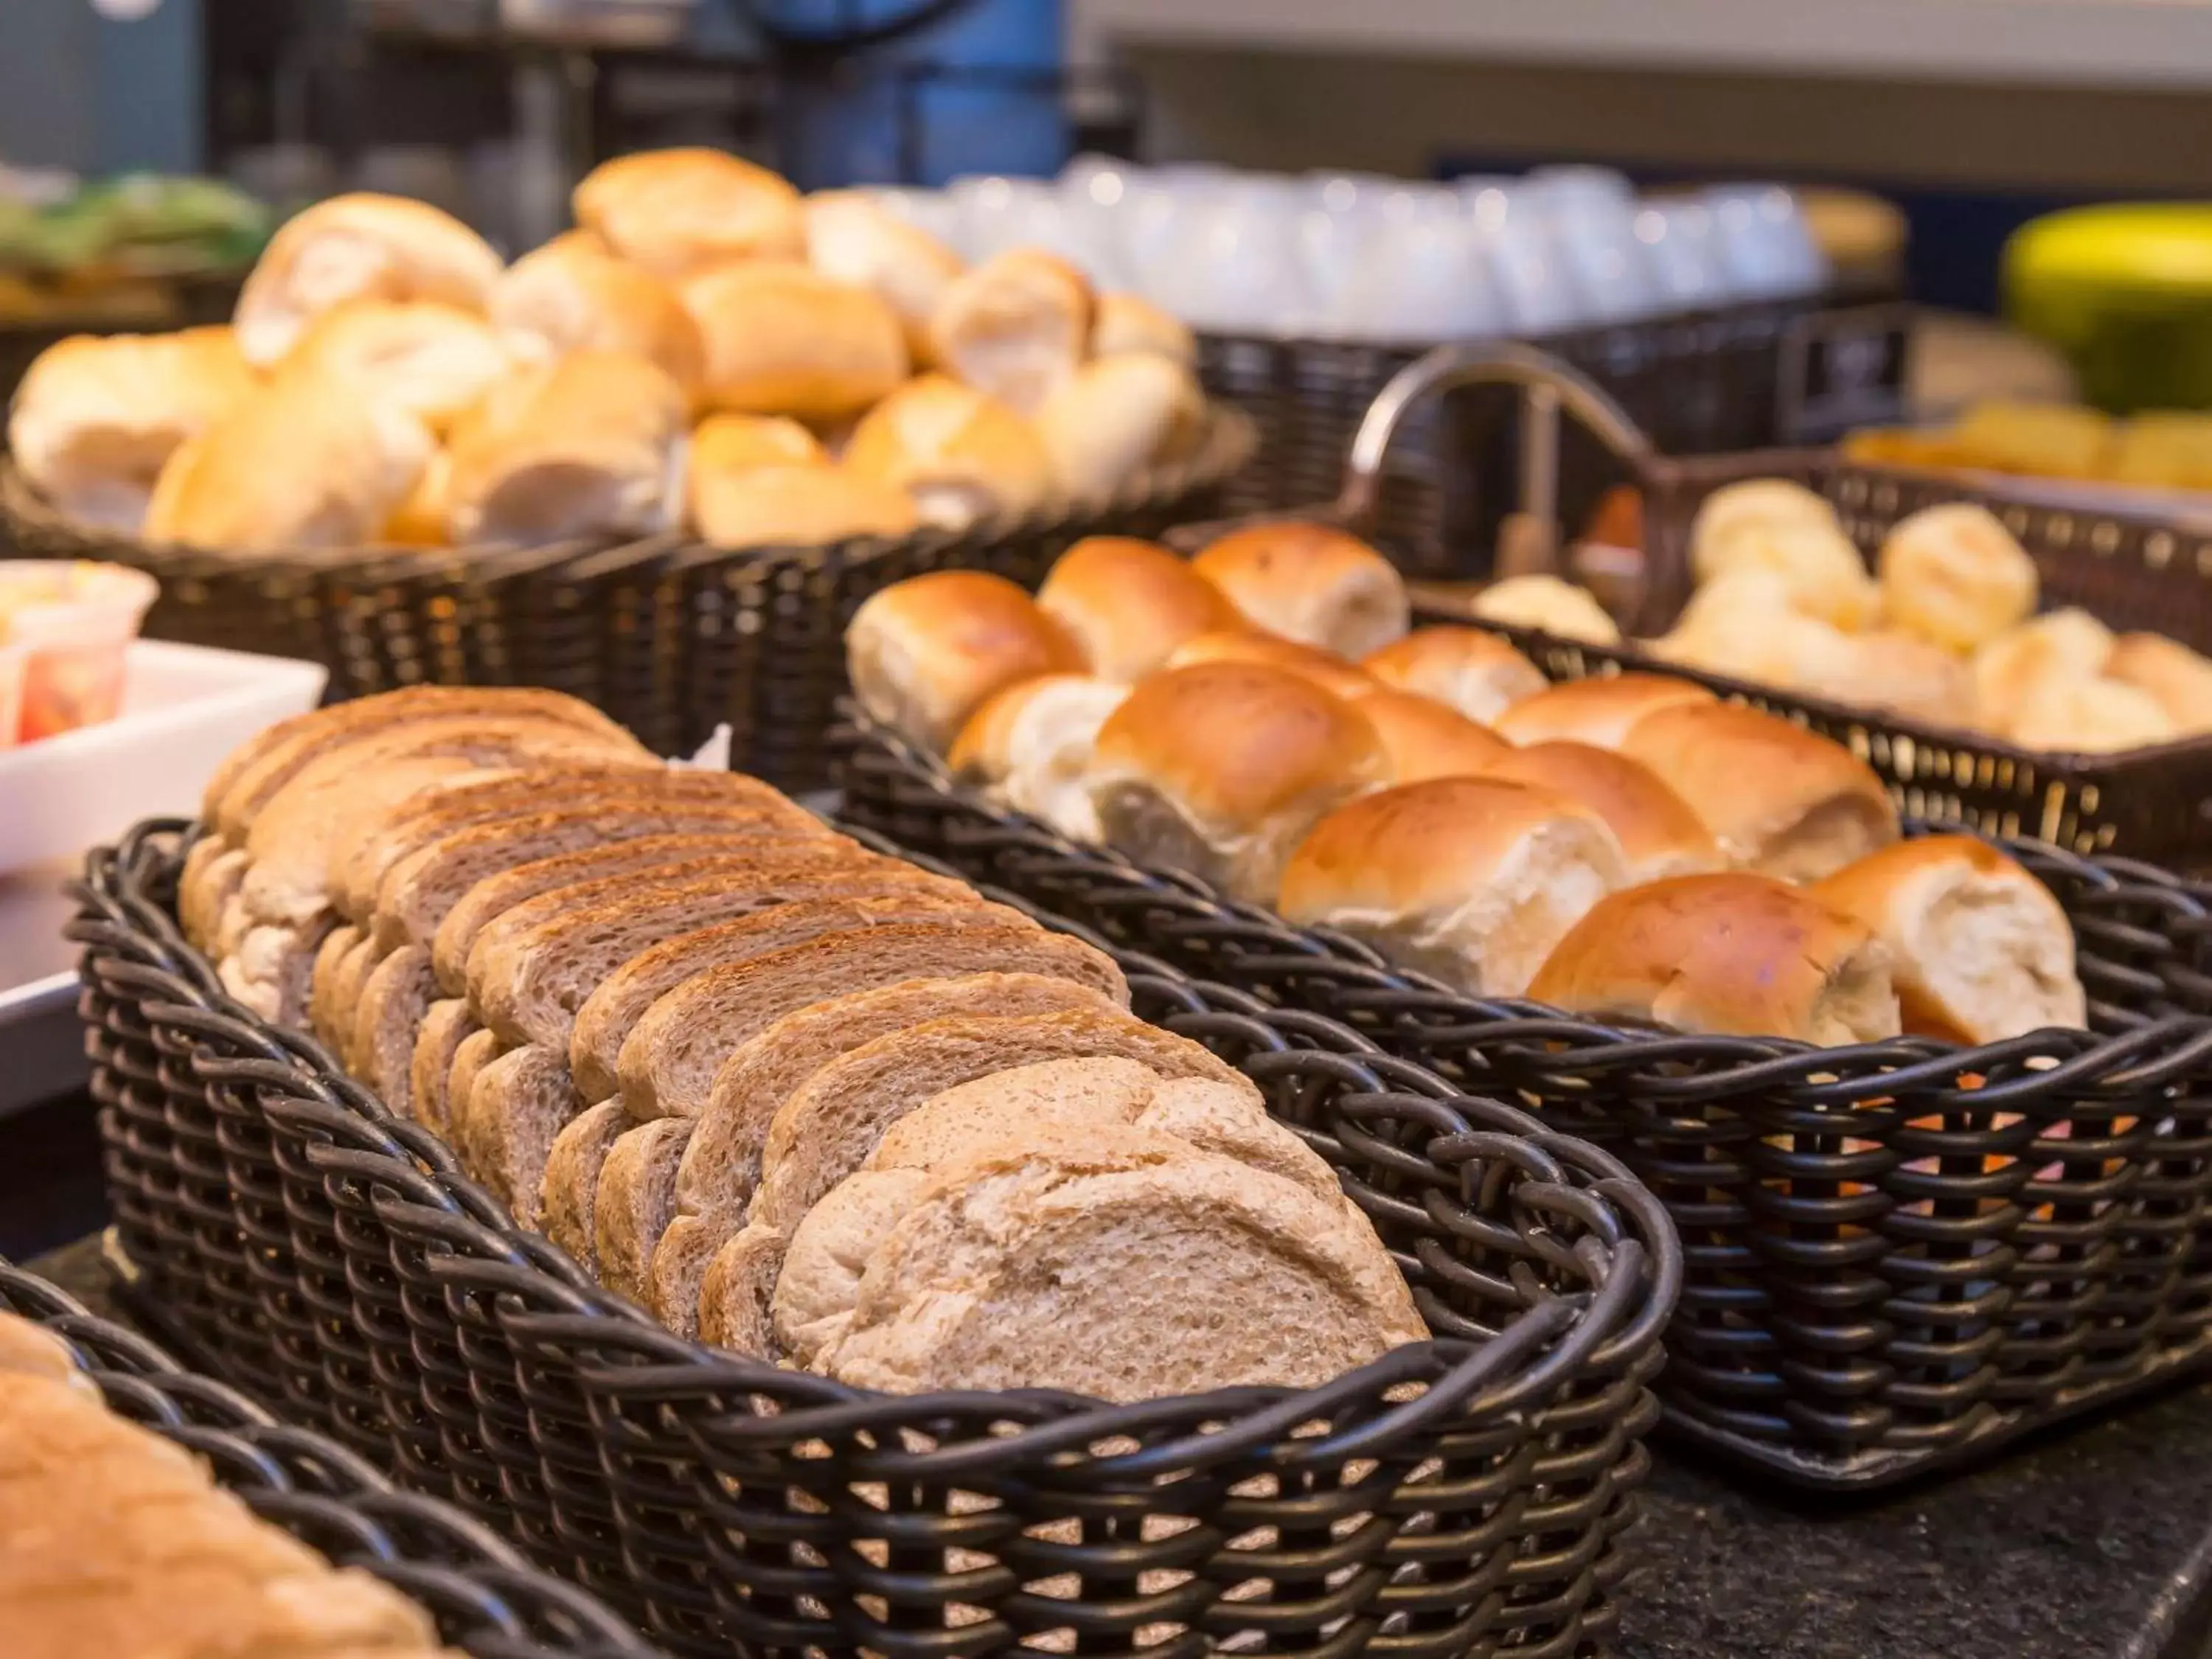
[1335,341,1659,545]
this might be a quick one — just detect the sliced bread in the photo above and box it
[305,923,364,1053]
[698,1219,789,1357]
[349,945,438,1112]
[444,1026,503,1161]
[541,1099,629,1273]
[179,839,247,953]
[410,999,481,1135]
[592,1117,696,1306]
[647,1213,740,1340]
[459,1043,574,1221]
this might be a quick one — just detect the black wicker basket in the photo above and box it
[1176,343,2212,864]
[70,815,1680,1659]
[2,408,1253,791]
[837,703,2212,1492]
[0,1256,661,1659]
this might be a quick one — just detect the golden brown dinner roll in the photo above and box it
[1878,502,2039,652]
[689,411,825,474]
[2105,633,2212,734]
[1481,742,1725,883]
[1812,835,2086,1043]
[681,260,908,422]
[571,147,804,276]
[7,326,256,531]
[1035,536,1243,682]
[1688,477,1840,583]
[1084,662,1386,903]
[442,350,687,545]
[143,372,432,553]
[2006,674,2177,753]
[689,462,919,550]
[276,298,509,433]
[1277,776,1627,997]
[1492,672,1715,749]
[1527,873,1901,1045]
[1350,687,1512,785]
[1163,630,1375,700]
[383,450,452,546]
[1033,353,1206,498]
[1191,521,1410,659]
[1469,574,1621,644]
[948,672,1130,841]
[846,569,1084,753]
[490,234,705,396]
[1091,291,1196,365]
[803,189,966,361]
[842,373,1054,528]
[233,192,504,366]
[1361,625,1547,723]
[925,246,1093,415]
[1971,608,2115,727]
[1619,703,1900,881]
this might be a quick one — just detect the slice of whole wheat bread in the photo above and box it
[698,1220,789,1358]
[307,924,364,1054]
[541,1099,629,1273]
[459,1043,574,1222]
[411,999,481,1135]
[444,1027,503,1164]
[350,945,438,1113]
[592,1118,695,1307]
[647,1212,740,1340]
[180,840,247,952]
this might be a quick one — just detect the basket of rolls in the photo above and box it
[0,1256,664,1658]
[4,153,1253,785]
[830,511,2212,1489]
[69,684,1678,1659]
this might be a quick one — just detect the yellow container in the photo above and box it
[2005,204,2212,413]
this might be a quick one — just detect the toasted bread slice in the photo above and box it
[593,1116,695,1306]
[410,998,480,1135]
[458,1043,570,1219]
[647,1212,739,1340]
[445,1026,502,1168]
[351,945,437,1111]
[306,923,364,1053]
[179,840,247,953]
[541,1099,629,1273]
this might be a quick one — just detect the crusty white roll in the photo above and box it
[689,462,919,551]
[2006,674,2177,754]
[1190,521,1410,659]
[842,373,1054,529]
[1689,518,1879,631]
[490,234,704,397]
[1163,630,1375,701]
[1349,687,1512,785]
[1688,478,1843,583]
[1648,582,1860,699]
[571,147,804,276]
[1492,672,1714,749]
[1620,703,1900,881]
[925,248,1093,416]
[804,189,965,361]
[948,672,1130,841]
[1360,625,1547,724]
[1036,536,1243,682]
[142,372,431,553]
[232,192,504,367]
[442,350,687,546]
[688,411,825,475]
[1469,574,1621,644]
[1527,872,1902,1046]
[1091,292,1196,366]
[681,261,908,422]
[846,569,1084,753]
[7,326,256,531]
[277,298,510,433]
[1877,502,2039,653]
[2105,633,2212,735]
[1277,776,1627,997]
[1972,608,2115,728]
[1034,353,1206,499]
[1481,742,1725,883]
[1812,835,2087,1043]
[1085,662,1386,904]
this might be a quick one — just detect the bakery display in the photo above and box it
[177,684,1423,1400]
[1190,520,1411,658]
[11,155,1228,557]
[1844,400,2212,496]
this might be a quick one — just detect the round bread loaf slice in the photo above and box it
[409,998,481,1135]
[457,1043,567,1217]
[444,1027,504,1157]
[541,1099,632,1276]
[307,923,365,1053]
[591,1117,698,1306]
[179,839,248,953]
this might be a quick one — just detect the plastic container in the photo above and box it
[0,560,158,743]
[2006,204,2212,414]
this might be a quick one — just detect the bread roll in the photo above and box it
[842,373,1054,528]
[948,672,1129,841]
[1361,625,1546,723]
[1878,502,2038,652]
[382,449,451,546]
[143,372,432,553]
[572,147,804,276]
[233,192,503,366]
[1689,478,1839,581]
[681,260,908,422]
[1092,291,1196,366]
[1620,703,1899,881]
[1648,575,1860,694]
[1690,518,1879,631]
[1351,687,1512,785]
[7,326,255,531]
[1191,521,1410,659]
[443,351,687,545]
[1084,662,1386,902]
[1481,742,1724,883]
[925,247,1093,415]
[1470,574,1621,644]
[803,189,965,360]
[846,569,1083,752]
[1527,872,1902,1046]
[1035,536,1243,682]
[490,234,704,395]
[689,411,824,474]
[1837,630,1977,726]
[277,298,509,432]
[1972,608,2115,726]
[1812,835,2086,1042]
[690,461,918,551]
[2006,674,2177,753]
[1163,630,1375,700]
[1277,776,1627,996]
[1034,353,1206,499]
[2105,633,2212,734]
[1492,672,1714,749]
